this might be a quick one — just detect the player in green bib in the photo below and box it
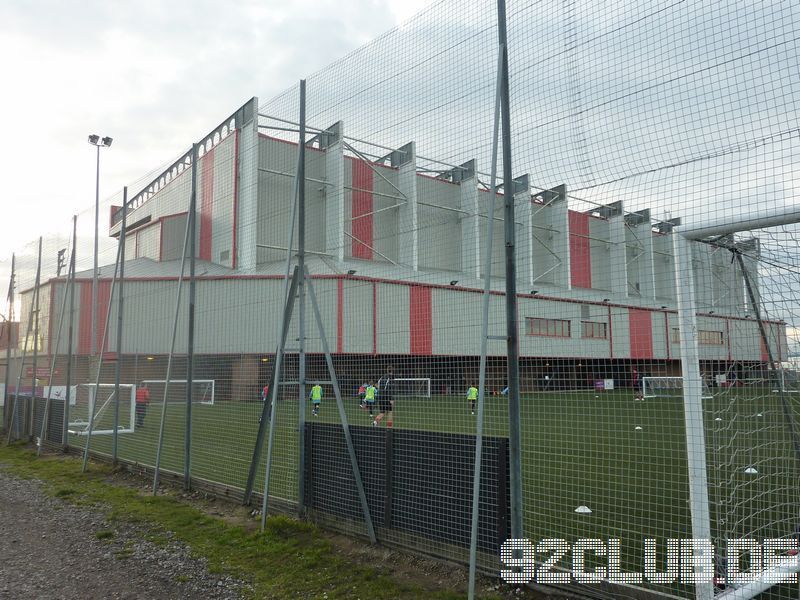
[364,382,377,417]
[310,383,323,416]
[466,384,478,415]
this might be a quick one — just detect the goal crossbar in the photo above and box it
[642,376,713,400]
[141,379,215,405]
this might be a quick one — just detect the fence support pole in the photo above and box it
[673,233,714,600]
[38,247,74,455]
[496,0,524,549]
[305,269,377,543]
[154,145,196,494]
[3,255,14,434]
[185,146,198,491]
[7,241,41,444]
[28,237,42,440]
[243,102,302,507]
[297,79,309,515]
[468,42,504,600]
[734,252,800,462]
[63,216,78,450]
[82,234,123,472]
[260,267,301,529]
[113,187,127,465]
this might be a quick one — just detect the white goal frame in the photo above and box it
[68,383,136,436]
[141,379,216,406]
[392,377,432,398]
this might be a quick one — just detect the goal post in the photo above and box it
[68,383,135,436]
[642,376,713,400]
[141,379,216,406]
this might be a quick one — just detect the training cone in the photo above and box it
[575,505,592,514]
[635,426,642,431]
[744,467,758,474]
[715,417,722,421]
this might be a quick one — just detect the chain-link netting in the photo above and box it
[2,2,799,598]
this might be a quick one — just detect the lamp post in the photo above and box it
[87,134,112,356]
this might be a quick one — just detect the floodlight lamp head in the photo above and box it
[88,134,100,145]
[101,136,113,147]
[347,269,357,276]
[603,298,610,303]
[531,290,538,295]
[449,280,458,286]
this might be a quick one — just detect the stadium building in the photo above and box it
[14,97,786,399]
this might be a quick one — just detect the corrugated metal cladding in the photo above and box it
[39,276,780,360]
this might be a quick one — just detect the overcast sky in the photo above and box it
[0,0,432,266]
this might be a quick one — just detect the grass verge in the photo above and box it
[0,443,504,600]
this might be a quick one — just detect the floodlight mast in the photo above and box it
[87,134,112,358]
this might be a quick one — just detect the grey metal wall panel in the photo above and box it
[728,318,761,361]
[120,280,188,354]
[376,282,409,354]
[304,151,328,257]
[417,176,461,272]
[161,215,187,262]
[653,234,676,302]
[588,217,611,292]
[650,310,670,360]
[431,289,506,357]
[342,280,374,354]
[257,137,297,265]
[609,306,630,359]
[208,134,237,267]
[370,165,400,265]
[136,224,160,260]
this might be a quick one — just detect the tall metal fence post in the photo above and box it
[63,216,78,450]
[3,254,14,434]
[38,245,74,454]
[496,0,524,547]
[186,145,198,491]
[7,241,41,444]
[468,43,504,600]
[113,187,127,465]
[154,145,195,495]
[297,79,308,514]
[82,236,123,472]
[28,237,42,439]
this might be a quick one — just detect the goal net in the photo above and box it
[642,376,713,400]
[677,221,800,599]
[141,379,216,406]
[68,383,135,436]
[390,378,431,398]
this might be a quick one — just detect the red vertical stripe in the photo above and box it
[629,308,653,359]
[337,278,344,353]
[409,286,432,355]
[200,148,215,261]
[351,160,373,259]
[760,336,769,362]
[569,211,592,288]
[96,280,111,353]
[78,282,92,354]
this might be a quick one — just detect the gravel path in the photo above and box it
[0,467,247,600]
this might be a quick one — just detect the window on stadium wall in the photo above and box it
[580,320,608,339]
[526,317,571,338]
[671,328,724,344]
